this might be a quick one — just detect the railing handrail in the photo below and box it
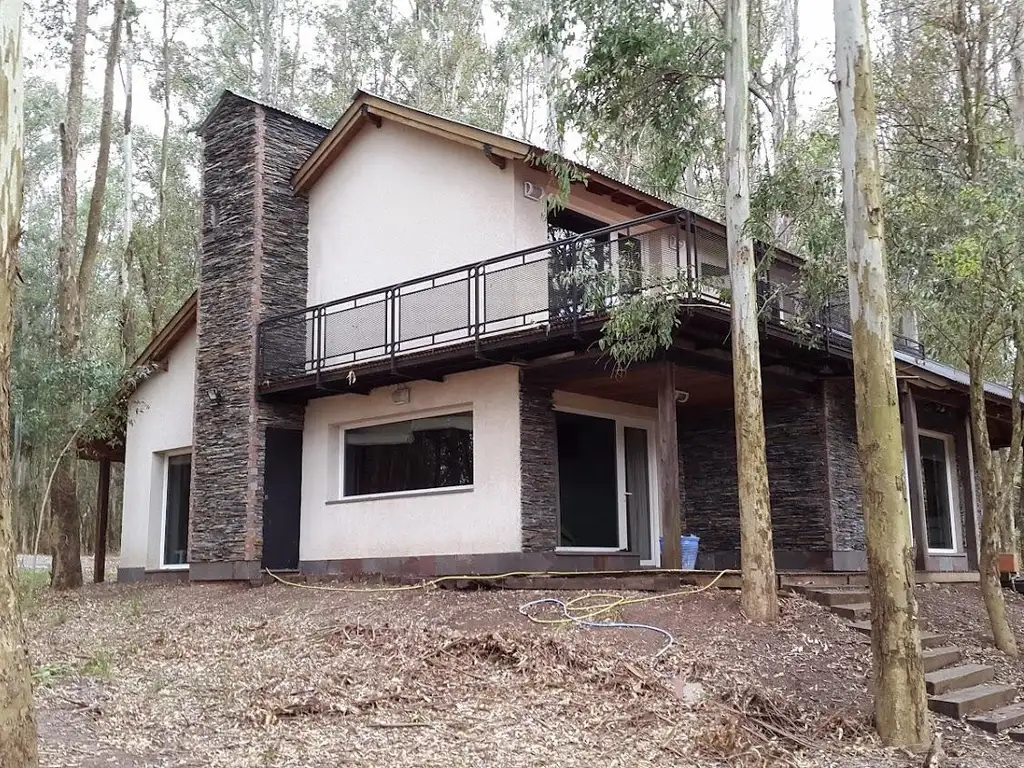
[261,208,689,326]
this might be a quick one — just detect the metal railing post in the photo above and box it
[473,266,482,350]
[388,288,398,369]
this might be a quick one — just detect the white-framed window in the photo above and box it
[918,430,959,553]
[340,410,474,499]
[160,451,191,569]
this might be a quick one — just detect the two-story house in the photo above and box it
[97,90,1019,583]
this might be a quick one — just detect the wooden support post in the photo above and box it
[958,414,980,570]
[658,362,682,569]
[899,385,928,571]
[93,459,111,584]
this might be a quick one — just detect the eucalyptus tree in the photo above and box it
[1,0,40,761]
[833,0,930,746]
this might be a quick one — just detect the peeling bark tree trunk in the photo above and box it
[968,348,1021,657]
[725,0,778,623]
[1013,1,1024,152]
[119,11,135,363]
[833,0,930,746]
[51,0,126,591]
[0,0,40,762]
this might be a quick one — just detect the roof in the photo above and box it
[896,348,1021,405]
[198,90,329,137]
[131,291,197,370]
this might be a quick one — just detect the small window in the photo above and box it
[343,412,474,497]
[163,454,191,566]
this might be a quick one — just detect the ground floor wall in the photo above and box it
[298,365,523,563]
[119,329,197,574]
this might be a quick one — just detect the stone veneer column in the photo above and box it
[189,94,328,580]
[823,378,866,569]
[519,380,559,551]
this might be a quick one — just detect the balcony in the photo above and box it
[257,208,924,394]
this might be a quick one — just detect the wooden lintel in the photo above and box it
[360,104,382,129]
[482,144,507,170]
[610,191,640,207]
[657,362,683,569]
[585,180,615,197]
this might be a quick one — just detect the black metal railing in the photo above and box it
[257,208,925,388]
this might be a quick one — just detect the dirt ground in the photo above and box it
[19,573,1024,768]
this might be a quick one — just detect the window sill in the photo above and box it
[158,563,189,571]
[327,485,474,505]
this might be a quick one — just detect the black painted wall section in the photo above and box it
[190,94,327,571]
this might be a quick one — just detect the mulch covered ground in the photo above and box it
[20,574,1024,767]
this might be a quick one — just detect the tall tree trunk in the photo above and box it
[968,345,1021,656]
[1013,1,1024,152]
[50,0,89,591]
[119,10,135,363]
[0,0,40,762]
[51,0,126,591]
[833,0,930,747]
[260,0,276,101]
[785,0,800,140]
[725,0,778,624]
[150,0,172,334]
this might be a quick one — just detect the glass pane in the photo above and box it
[919,435,954,550]
[556,412,618,547]
[344,412,473,496]
[163,454,191,565]
[624,427,651,560]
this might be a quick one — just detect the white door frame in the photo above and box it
[158,448,193,570]
[553,405,661,566]
[918,429,960,554]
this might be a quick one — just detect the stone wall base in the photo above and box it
[189,560,263,582]
[300,551,644,578]
[116,567,190,584]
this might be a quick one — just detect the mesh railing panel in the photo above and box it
[483,258,550,325]
[321,300,388,363]
[398,280,470,343]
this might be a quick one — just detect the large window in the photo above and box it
[343,412,473,497]
[162,453,191,567]
[920,433,956,551]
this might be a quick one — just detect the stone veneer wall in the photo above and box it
[190,95,328,577]
[823,379,864,557]
[519,381,559,550]
[682,391,833,566]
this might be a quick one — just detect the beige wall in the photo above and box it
[120,328,197,570]
[307,122,551,306]
[299,366,523,561]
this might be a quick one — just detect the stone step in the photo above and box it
[1009,729,1024,743]
[847,621,947,649]
[803,588,872,607]
[922,646,963,673]
[831,602,871,621]
[925,664,995,695]
[929,684,1018,719]
[966,701,1024,733]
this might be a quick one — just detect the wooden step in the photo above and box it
[1009,729,1024,743]
[929,684,1018,719]
[967,701,1024,733]
[922,646,963,673]
[831,602,871,620]
[847,621,947,649]
[925,664,995,695]
[803,588,872,607]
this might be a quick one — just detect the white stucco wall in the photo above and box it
[119,328,197,570]
[299,366,523,561]
[307,122,550,306]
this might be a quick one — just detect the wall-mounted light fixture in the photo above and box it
[391,384,411,405]
[207,388,222,405]
[675,390,690,404]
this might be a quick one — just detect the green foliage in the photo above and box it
[528,150,588,211]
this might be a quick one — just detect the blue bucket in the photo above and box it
[659,535,701,569]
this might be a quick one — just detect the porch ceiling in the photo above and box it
[544,362,801,410]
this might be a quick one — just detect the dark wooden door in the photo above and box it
[262,428,304,570]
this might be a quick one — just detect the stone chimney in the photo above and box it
[189,93,328,580]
